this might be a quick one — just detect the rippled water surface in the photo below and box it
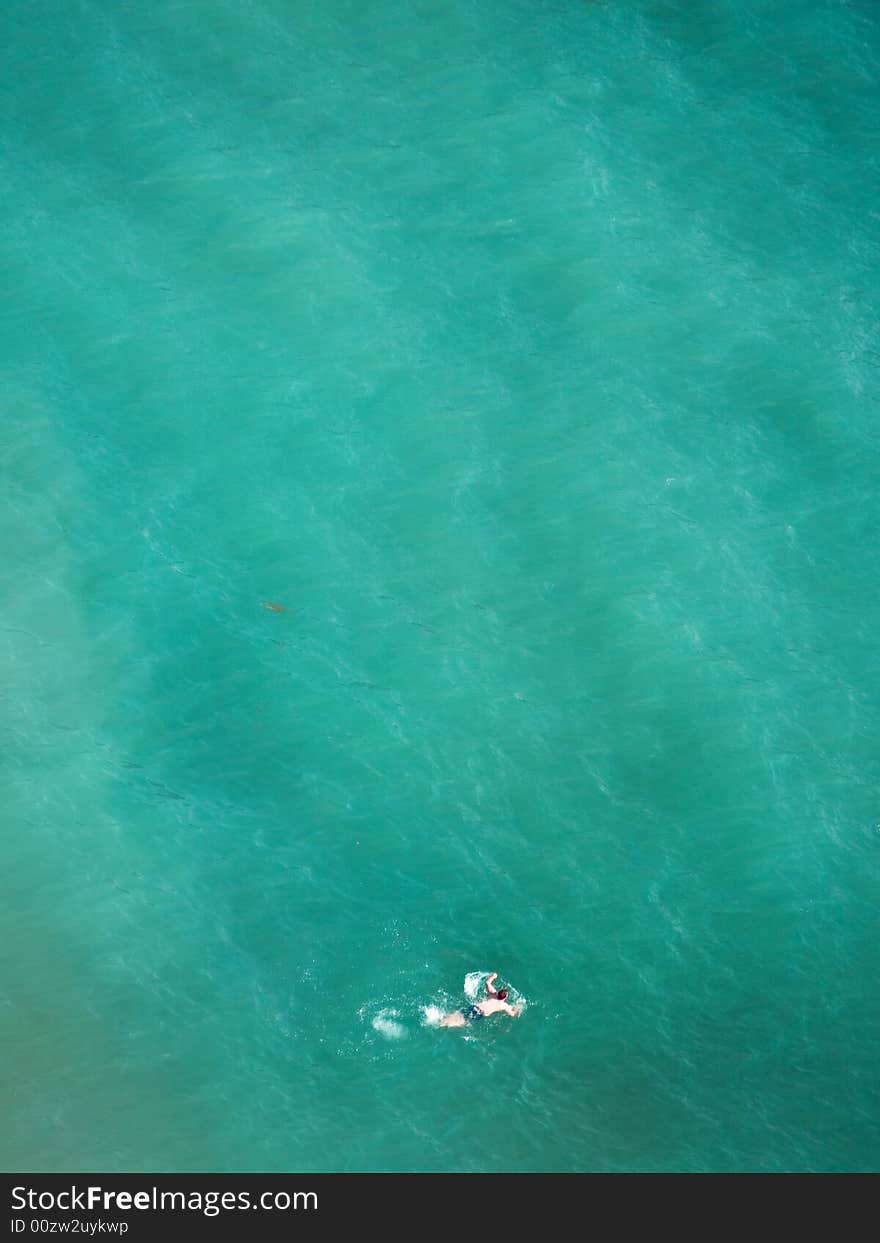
[1,0,879,1171]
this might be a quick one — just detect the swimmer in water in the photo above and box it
[438,972,522,1026]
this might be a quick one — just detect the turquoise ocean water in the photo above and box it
[1,0,879,1172]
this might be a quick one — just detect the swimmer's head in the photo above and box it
[496,988,509,1001]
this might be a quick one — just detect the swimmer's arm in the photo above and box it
[485,972,499,995]
[504,1003,521,1017]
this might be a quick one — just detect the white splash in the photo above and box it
[371,1010,406,1040]
[421,1004,445,1027]
[464,971,488,1000]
